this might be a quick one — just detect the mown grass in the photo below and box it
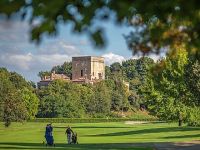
[0,122,199,150]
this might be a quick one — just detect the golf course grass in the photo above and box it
[0,122,199,150]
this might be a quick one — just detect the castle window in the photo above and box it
[81,70,83,77]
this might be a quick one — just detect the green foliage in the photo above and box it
[37,80,88,118]
[38,61,72,79]
[146,47,189,124]
[31,116,157,123]
[37,75,132,118]
[110,62,122,73]
[0,68,39,127]
[186,107,200,127]
[128,91,140,110]
[51,61,72,79]
[88,81,112,116]
[2,1,200,57]
[185,57,200,106]
[105,66,111,79]
[143,46,200,126]
[38,71,51,79]
[111,91,123,111]
[21,88,39,119]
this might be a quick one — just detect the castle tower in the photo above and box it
[72,56,105,81]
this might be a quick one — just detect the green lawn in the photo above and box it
[0,122,199,150]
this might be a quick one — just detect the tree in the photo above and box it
[105,66,111,79]
[122,59,138,80]
[1,1,200,56]
[21,88,39,119]
[0,68,39,126]
[111,90,123,111]
[37,80,89,118]
[144,46,193,126]
[51,61,72,79]
[185,57,200,106]
[121,57,154,109]
[9,72,31,90]
[38,71,51,80]
[0,68,27,127]
[28,81,37,89]
[110,62,122,73]
[87,81,112,116]
[128,91,140,110]
[38,95,61,118]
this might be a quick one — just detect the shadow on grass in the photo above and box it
[162,134,200,139]
[0,143,152,150]
[1,142,200,150]
[88,126,200,137]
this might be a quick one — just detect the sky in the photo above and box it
[0,16,161,83]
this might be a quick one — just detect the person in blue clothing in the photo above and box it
[45,124,50,136]
[49,123,53,136]
[44,124,54,146]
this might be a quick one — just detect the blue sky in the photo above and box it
[0,17,161,82]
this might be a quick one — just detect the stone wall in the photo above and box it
[91,57,105,80]
[72,56,105,81]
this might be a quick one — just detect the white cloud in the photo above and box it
[102,52,165,66]
[0,52,72,71]
[0,20,29,42]
[131,54,165,62]
[102,52,125,65]
[0,20,80,82]
[36,40,80,56]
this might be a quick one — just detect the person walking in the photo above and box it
[49,123,53,136]
[65,126,73,144]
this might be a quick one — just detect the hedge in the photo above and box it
[30,117,158,123]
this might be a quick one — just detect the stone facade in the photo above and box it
[37,56,105,88]
[37,71,70,88]
[72,56,105,82]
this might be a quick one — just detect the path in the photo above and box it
[154,141,200,150]
[128,141,200,150]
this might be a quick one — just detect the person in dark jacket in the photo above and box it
[65,126,73,144]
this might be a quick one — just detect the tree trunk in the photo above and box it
[178,111,183,127]
[178,119,183,126]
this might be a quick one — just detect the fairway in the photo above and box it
[0,122,199,150]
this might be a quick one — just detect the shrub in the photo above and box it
[30,117,157,123]
[187,107,200,127]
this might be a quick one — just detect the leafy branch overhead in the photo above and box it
[1,0,200,55]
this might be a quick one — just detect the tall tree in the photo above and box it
[185,57,200,106]
[0,68,39,126]
[0,68,27,126]
[144,46,191,126]
[87,81,112,116]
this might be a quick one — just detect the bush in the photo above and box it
[187,107,200,127]
[30,116,157,123]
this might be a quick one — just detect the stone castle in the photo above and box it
[38,56,105,88]
[72,56,105,83]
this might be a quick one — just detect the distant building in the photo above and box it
[37,71,70,88]
[72,56,105,84]
[37,56,105,88]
